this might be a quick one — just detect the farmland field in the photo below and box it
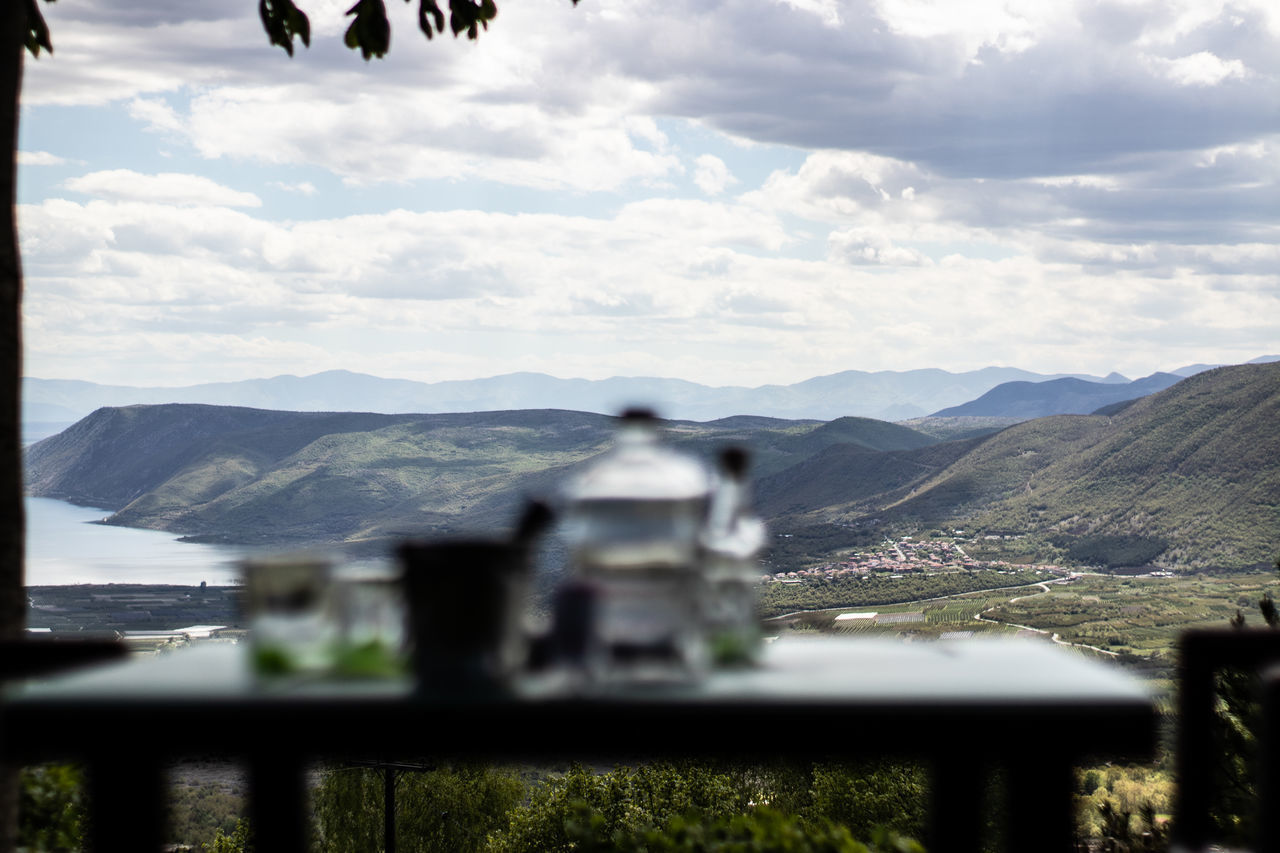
[770,569,1278,691]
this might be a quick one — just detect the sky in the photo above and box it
[14,0,1280,388]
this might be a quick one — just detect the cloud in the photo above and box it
[19,151,72,166]
[62,170,262,208]
[16,0,1280,386]
[27,0,1280,183]
[270,181,319,196]
[692,155,737,195]
[828,229,932,266]
[19,176,1280,386]
[1147,51,1248,86]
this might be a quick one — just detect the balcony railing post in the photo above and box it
[249,749,307,853]
[87,751,164,852]
[1173,629,1280,853]
[1174,631,1217,851]
[930,755,983,853]
[1260,665,1280,853]
[385,764,397,853]
[1006,748,1074,853]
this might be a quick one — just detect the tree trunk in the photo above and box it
[0,0,25,645]
[0,4,25,852]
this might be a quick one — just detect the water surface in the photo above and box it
[25,497,245,586]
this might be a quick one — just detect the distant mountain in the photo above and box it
[23,366,1115,426]
[1170,355,1280,377]
[763,362,1280,570]
[930,373,1184,418]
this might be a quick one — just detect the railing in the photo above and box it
[1173,628,1280,853]
[0,636,1158,853]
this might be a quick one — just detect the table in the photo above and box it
[1,636,1155,852]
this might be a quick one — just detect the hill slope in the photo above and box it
[770,363,1280,569]
[24,407,936,550]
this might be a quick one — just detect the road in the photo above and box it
[973,582,1120,656]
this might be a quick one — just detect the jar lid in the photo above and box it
[565,409,710,503]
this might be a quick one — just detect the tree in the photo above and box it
[205,818,253,853]
[314,763,525,852]
[0,7,37,850]
[17,764,85,852]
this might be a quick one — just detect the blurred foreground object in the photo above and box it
[332,560,407,678]
[242,552,336,675]
[398,500,552,694]
[700,446,768,666]
[560,408,766,684]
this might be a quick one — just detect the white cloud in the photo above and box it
[61,171,262,208]
[828,229,932,266]
[128,97,185,134]
[692,155,736,195]
[19,151,71,166]
[871,0,1069,57]
[270,181,319,196]
[1146,51,1248,87]
[776,0,844,29]
[20,173,1280,387]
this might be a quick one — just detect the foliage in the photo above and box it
[167,779,246,850]
[18,764,84,852]
[313,763,524,853]
[808,761,927,842]
[491,761,926,853]
[1052,534,1168,569]
[492,762,746,852]
[1074,765,1171,845]
[23,0,53,57]
[260,0,566,60]
[590,808,924,853]
[204,818,253,852]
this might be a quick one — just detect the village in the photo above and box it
[764,536,1070,584]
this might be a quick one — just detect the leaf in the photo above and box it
[259,0,311,57]
[450,0,497,39]
[345,0,391,59]
[24,0,53,57]
[414,0,447,40]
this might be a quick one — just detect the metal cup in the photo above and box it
[397,539,531,695]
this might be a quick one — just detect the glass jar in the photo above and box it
[561,409,713,684]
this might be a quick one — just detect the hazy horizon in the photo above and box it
[22,354,1280,391]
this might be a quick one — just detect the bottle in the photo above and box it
[699,447,767,666]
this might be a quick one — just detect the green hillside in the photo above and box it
[23,405,937,552]
[24,363,1278,569]
[768,363,1280,570]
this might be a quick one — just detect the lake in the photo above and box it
[25,497,247,586]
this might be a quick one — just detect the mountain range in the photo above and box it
[24,362,1280,571]
[25,358,1277,436]
[8,365,1195,428]
[930,372,1186,418]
